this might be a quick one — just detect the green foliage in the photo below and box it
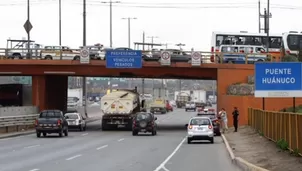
[291,148,300,157]
[281,55,299,62]
[280,105,302,114]
[276,139,289,151]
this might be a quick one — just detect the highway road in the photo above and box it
[0,107,240,171]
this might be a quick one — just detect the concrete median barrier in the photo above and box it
[221,134,269,171]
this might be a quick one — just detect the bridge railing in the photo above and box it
[0,114,38,133]
[248,108,302,154]
[0,48,279,64]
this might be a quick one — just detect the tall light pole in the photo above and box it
[102,0,120,92]
[82,0,87,117]
[27,0,30,58]
[101,0,121,48]
[266,0,270,53]
[147,36,158,48]
[59,0,62,60]
[121,17,137,48]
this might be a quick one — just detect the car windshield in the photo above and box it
[136,113,152,120]
[190,118,210,125]
[65,114,79,119]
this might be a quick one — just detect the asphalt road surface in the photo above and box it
[0,107,240,171]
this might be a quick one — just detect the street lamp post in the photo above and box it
[82,0,87,117]
[59,0,62,60]
[101,0,121,48]
[121,17,137,48]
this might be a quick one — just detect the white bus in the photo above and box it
[210,31,282,62]
[281,31,302,57]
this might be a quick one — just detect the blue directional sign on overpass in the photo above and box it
[255,63,302,98]
[106,50,142,68]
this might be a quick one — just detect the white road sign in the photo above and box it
[80,47,90,64]
[160,51,171,66]
[191,51,201,66]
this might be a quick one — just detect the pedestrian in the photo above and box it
[232,107,239,132]
[219,108,228,133]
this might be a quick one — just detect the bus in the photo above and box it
[281,31,302,58]
[210,31,282,62]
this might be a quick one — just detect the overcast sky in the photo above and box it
[1,0,302,51]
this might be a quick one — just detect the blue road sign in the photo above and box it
[106,50,142,68]
[255,62,302,97]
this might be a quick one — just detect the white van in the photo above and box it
[219,45,267,63]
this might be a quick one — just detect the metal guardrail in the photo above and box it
[0,114,38,128]
[0,48,281,64]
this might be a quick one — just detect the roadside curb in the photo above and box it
[0,130,35,139]
[221,134,270,171]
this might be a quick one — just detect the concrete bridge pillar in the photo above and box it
[32,75,68,112]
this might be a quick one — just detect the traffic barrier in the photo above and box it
[0,114,38,133]
[0,48,279,65]
[248,108,302,155]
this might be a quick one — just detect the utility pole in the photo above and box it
[27,0,30,59]
[82,0,87,117]
[101,0,121,48]
[259,2,272,34]
[102,0,120,93]
[258,0,261,33]
[59,0,62,60]
[121,17,137,48]
[142,31,145,51]
[147,36,159,48]
[266,0,270,54]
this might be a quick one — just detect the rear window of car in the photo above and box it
[136,113,152,120]
[40,111,61,118]
[65,113,79,119]
[190,118,211,125]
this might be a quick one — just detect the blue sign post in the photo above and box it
[255,63,302,97]
[106,50,142,68]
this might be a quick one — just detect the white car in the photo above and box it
[186,116,214,144]
[185,102,196,111]
[65,113,87,131]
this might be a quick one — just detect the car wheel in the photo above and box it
[64,128,69,136]
[187,138,191,144]
[36,132,41,138]
[152,129,156,136]
[43,132,47,137]
[132,131,138,136]
[59,130,63,137]
[210,138,214,144]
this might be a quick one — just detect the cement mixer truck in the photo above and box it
[100,87,145,130]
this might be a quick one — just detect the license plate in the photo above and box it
[119,106,123,109]
[197,128,203,130]
[141,129,146,131]
[44,127,51,128]
[115,121,120,124]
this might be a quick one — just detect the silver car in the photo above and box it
[186,117,214,144]
[65,113,87,131]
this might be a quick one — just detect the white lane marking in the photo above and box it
[66,154,82,161]
[29,169,40,171]
[81,133,88,136]
[96,145,108,150]
[153,137,186,171]
[117,138,124,142]
[163,166,169,171]
[24,144,40,149]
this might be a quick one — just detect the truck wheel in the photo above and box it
[151,129,157,136]
[43,132,47,137]
[36,132,41,138]
[64,128,69,136]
